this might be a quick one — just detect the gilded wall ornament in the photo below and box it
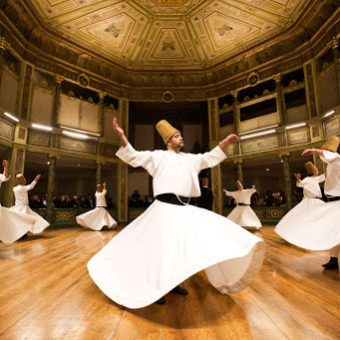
[78,73,90,87]
[162,90,174,103]
[247,72,259,86]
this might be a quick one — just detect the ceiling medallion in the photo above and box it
[247,72,260,87]
[150,0,189,6]
[78,73,90,87]
[162,90,174,103]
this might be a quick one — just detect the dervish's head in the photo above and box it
[321,136,339,153]
[156,120,184,153]
[236,180,243,190]
[305,161,318,177]
[97,184,103,192]
[16,173,26,185]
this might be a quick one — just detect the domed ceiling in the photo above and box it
[24,0,311,70]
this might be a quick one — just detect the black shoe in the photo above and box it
[322,257,339,270]
[171,285,188,295]
[155,296,166,305]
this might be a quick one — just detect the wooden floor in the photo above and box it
[0,226,339,340]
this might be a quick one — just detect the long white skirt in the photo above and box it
[88,200,265,309]
[76,207,118,230]
[227,206,262,229]
[9,205,49,234]
[0,206,36,243]
[275,198,340,250]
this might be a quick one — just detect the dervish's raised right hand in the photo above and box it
[35,174,41,182]
[219,133,240,150]
[294,173,301,180]
[2,160,9,168]
[302,148,323,157]
[113,117,128,146]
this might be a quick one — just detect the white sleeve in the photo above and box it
[0,173,10,183]
[245,188,256,194]
[116,143,156,176]
[320,151,340,169]
[193,146,227,172]
[296,180,304,188]
[24,180,37,192]
[102,189,107,196]
[317,174,325,183]
[225,190,237,199]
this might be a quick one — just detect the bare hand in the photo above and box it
[223,189,227,193]
[35,174,41,181]
[225,134,240,144]
[2,160,9,168]
[252,185,256,189]
[103,182,106,188]
[113,117,124,137]
[294,173,301,180]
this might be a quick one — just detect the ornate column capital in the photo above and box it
[233,159,243,165]
[56,75,64,84]
[0,37,10,50]
[273,73,281,83]
[279,151,290,158]
[99,91,107,100]
[230,90,238,99]
[327,36,339,50]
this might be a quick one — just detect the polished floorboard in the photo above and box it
[0,226,339,340]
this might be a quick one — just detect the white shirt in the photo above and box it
[116,143,227,197]
[96,189,107,207]
[0,173,9,188]
[320,150,340,197]
[225,188,256,205]
[13,180,37,206]
[296,175,325,198]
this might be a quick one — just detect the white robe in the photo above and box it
[275,151,340,251]
[0,174,36,243]
[76,189,118,230]
[225,189,262,229]
[9,180,49,234]
[88,144,265,309]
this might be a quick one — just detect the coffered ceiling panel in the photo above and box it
[22,0,312,70]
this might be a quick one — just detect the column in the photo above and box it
[273,73,287,126]
[230,90,240,134]
[234,159,243,183]
[96,162,102,185]
[19,62,33,120]
[327,37,340,99]
[46,155,56,223]
[280,152,293,210]
[98,92,106,137]
[117,98,129,222]
[0,35,10,90]
[3,146,26,207]
[52,75,63,126]
[303,60,319,119]
[208,97,223,214]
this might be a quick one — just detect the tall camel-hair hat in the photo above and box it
[321,136,340,152]
[155,120,180,144]
[305,161,318,175]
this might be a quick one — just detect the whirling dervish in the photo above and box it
[87,118,265,309]
[0,160,36,243]
[275,161,326,247]
[223,181,262,230]
[276,136,340,270]
[9,173,49,234]
[76,182,117,230]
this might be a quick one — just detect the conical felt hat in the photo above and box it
[305,161,317,175]
[321,136,339,152]
[156,120,180,144]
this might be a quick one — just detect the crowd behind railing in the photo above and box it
[28,193,115,209]
[28,188,306,210]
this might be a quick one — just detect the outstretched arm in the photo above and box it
[25,174,41,191]
[2,159,9,179]
[302,148,323,157]
[113,117,128,147]
[219,134,239,151]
